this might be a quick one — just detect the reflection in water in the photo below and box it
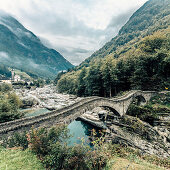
[68,120,100,147]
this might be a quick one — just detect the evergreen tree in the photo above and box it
[77,67,86,96]
[85,61,103,96]
[101,56,118,97]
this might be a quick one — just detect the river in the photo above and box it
[67,120,99,147]
[22,108,100,147]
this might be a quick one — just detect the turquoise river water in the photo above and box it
[22,108,99,146]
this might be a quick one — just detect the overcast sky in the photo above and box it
[0,0,148,65]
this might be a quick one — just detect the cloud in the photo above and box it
[0,0,148,64]
[107,9,137,29]
[0,51,9,59]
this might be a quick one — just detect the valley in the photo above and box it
[0,0,169,169]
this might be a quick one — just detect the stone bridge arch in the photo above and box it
[102,106,120,116]
[133,95,147,106]
[115,91,157,116]
[65,91,156,122]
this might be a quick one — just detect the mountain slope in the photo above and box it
[0,12,73,78]
[79,0,170,67]
[56,0,170,97]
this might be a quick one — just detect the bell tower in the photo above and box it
[11,69,14,81]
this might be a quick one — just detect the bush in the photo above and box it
[150,92,170,107]
[27,125,69,157]
[1,131,28,150]
[2,125,111,170]
[0,92,22,123]
[127,104,158,125]
[0,83,12,92]
[41,128,110,170]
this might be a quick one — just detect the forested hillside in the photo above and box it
[80,0,170,67]
[56,0,170,97]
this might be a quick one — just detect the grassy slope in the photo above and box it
[0,147,166,170]
[0,148,45,170]
[14,69,32,80]
[109,157,164,170]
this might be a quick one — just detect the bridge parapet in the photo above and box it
[0,91,158,138]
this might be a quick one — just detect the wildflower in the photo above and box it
[26,134,31,142]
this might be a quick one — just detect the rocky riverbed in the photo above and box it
[15,85,82,111]
[80,108,170,158]
[78,107,108,129]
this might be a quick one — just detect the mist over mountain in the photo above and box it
[0,11,73,78]
[79,0,170,67]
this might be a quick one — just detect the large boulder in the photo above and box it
[21,96,40,108]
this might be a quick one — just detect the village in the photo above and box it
[0,69,34,87]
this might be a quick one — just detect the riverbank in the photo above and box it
[76,92,170,159]
[15,85,83,117]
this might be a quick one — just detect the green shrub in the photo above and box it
[0,83,12,92]
[41,128,110,170]
[27,125,69,157]
[150,92,170,107]
[127,104,158,125]
[1,131,28,150]
[2,125,111,170]
[0,92,22,123]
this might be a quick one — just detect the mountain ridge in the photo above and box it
[79,0,170,67]
[0,12,73,78]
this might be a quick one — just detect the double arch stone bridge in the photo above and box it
[0,90,157,137]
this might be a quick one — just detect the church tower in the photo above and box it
[11,69,14,81]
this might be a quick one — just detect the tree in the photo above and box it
[57,71,79,94]
[85,61,103,96]
[0,83,12,92]
[0,91,22,123]
[54,71,66,85]
[101,56,118,97]
[77,67,87,96]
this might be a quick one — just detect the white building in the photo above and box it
[14,75,21,82]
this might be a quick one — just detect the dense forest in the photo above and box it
[56,0,170,97]
[57,30,170,97]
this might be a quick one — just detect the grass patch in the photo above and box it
[0,147,45,170]
[108,144,170,169]
[109,157,164,170]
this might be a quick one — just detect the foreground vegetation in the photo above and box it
[0,145,168,170]
[1,124,169,170]
[0,147,45,170]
